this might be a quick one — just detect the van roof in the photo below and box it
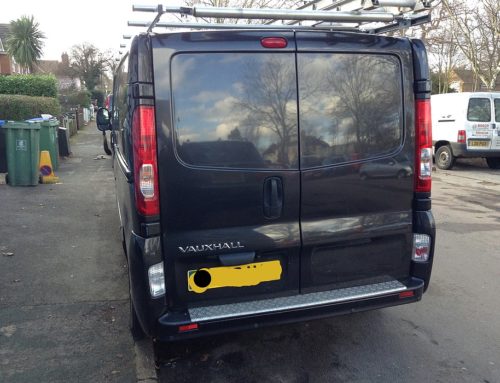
[432,92,500,98]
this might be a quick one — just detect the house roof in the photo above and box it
[453,68,500,86]
[34,60,60,74]
[0,23,10,52]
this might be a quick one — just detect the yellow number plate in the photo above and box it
[469,140,489,147]
[188,260,282,294]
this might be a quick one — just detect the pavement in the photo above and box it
[0,123,146,383]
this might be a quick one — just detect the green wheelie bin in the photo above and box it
[29,118,59,170]
[4,122,41,186]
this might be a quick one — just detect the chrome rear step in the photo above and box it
[189,279,406,322]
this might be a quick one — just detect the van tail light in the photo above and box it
[457,130,466,144]
[412,233,430,262]
[415,99,432,193]
[133,105,159,216]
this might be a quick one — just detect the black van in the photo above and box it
[97,29,435,341]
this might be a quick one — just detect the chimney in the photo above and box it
[61,52,69,67]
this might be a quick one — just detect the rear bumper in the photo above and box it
[450,142,500,158]
[152,277,424,342]
[130,210,435,341]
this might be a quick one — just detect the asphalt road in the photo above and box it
[156,158,500,383]
[1,126,499,382]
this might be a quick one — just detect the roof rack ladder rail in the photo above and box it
[128,20,359,31]
[130,1,434,34]
[131,4,396,23]
[176,6,395,23]
[295,0,418,13]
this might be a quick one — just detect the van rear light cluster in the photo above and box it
[457,130,466,143]
[415,99,432,193]
[412,234,430,262]
[148,262,165,297]
[132,105,159,216]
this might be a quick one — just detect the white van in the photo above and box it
[432,92,500,169]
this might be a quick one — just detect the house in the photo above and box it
[450,68,500,92]
[0,23,24,74]
[33,53,81,91]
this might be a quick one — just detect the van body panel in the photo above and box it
[107,31,436,340]
[152,32,301,308]
[296,33,415,291]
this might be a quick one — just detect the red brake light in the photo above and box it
[178,323,198,332]
[457,130,466,144]
[399,291,415,299]
[261,37,288,49]
[415,99,432,193]
[133,105,159,216]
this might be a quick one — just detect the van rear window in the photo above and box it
[297,54,403,168]
[494,99,500,122]
[467,98,491,122]
[171,53,298,169]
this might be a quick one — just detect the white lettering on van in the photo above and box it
[178,242,244,253]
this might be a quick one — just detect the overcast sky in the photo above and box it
[1,0,176,60]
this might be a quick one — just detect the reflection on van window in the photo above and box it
[467,98,491,122]
[298,54,403,168]
[494,99,500,122]
[171,53,298,169]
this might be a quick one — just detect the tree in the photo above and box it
[441,0,500,91]
[70,43,112,92]
[237,56,297,165]
[419,5,464,94]
[6,15,45,73]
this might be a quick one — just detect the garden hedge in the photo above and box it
[0,74,58,98]
[0,94,61,120]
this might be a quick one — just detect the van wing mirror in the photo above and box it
[96,107,112,131]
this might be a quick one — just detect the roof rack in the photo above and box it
[128,1,434,35]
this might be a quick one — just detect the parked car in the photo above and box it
[359,155,413,179]
[96,26,435,343]
[432,92,500,170]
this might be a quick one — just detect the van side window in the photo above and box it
[112,55,130,158]
[298,54,403,168]
[494,99,500,122]
[171,53,298,170]
[467,98,491,122]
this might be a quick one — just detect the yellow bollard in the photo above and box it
[39,150,59,184]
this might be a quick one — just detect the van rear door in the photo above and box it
[465,95,494,150]
[492,96,500,150]
[295,32,415,292]
[152,32,301,307]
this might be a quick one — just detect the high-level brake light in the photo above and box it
[261,37,287,48]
